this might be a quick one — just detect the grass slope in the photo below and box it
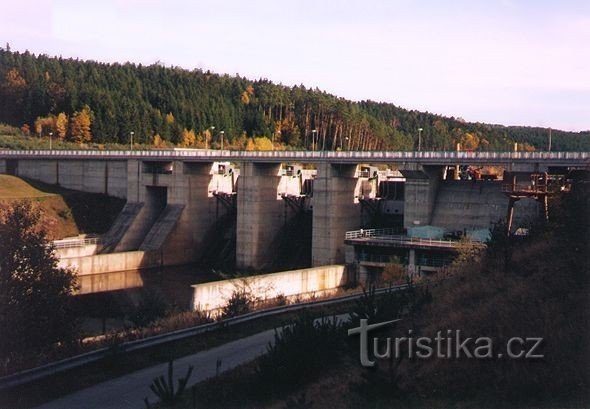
[0,174,56,199]
[0,175,78,239]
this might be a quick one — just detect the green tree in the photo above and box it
[0,201,79,367]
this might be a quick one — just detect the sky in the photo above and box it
[2,0,589,131]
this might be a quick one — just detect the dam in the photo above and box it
[0,149,587,291]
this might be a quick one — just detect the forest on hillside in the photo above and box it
[1,46,588,151]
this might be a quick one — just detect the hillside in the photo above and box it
[0,175,125,239]
[0,47,589,151]
[0,175,78,239]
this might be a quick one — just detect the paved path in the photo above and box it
[34,328,277,409]
[34,314,350,409]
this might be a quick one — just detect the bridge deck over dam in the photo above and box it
[0,149,588,167]
[0,149,587,280]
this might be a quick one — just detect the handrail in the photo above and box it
[501,184,549,193]
[345,229,486,247]
[0,149,588,163]
[0,283,409,390]
[53,237,100,249]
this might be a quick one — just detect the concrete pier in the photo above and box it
[402,166,443,228]
[236,162,285,270]
[312,163,360,266]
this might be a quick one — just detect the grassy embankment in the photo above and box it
[0,174,78,239]
[0,175,125,239]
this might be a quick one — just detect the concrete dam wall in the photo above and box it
[431,180,540,231]
[0,153,562,278]
[9,159,128,199]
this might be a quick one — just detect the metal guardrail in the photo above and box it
[0,149,589,164]
[345,228,401,239]
[345,229,463,248]
[0,284,409,390]
[501,184,549,194]
[52,237,100,249]
[358,253,449,267]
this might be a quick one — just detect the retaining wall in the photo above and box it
[57,250,161,276]
[191,265,348,313]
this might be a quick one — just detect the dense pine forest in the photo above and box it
[0,46,588,151]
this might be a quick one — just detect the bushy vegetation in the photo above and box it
[256,311,345,395]
[129,289,169,327]
[146,360,194,407]
[1,47,588,151]
[353,175,590,407]
[220,289,254,319]
[349,282,432,329]
[182,176,588,409]
[0,201,79,375]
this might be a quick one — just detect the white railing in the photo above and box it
[345,228,401,239]
[53,237,100,249]
[345,228,485,248]
[0,149,588,163]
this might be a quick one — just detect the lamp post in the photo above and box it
[49,132,53,150]
[130,131,134,150]
[345,136,349,151]
[220,130,224,150]
[417,128,423,152]
[311,129,317,151]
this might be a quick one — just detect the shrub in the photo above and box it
[128,289,168,327]
[146,360,193,406]
[256,310,344,396]
[220,289,254,319]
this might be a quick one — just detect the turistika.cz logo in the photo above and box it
[348,319,544,367]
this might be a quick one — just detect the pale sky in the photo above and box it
[2,0,589,131]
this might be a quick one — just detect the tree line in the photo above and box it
[0,46,588,151]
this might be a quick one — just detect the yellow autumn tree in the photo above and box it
[55,113,68,140]
[69,105,93,143]
[253,136,273,151]
[518,142,536,152]
[241,84,254,104]
[460,132,480,151]
[245,138,256,151]
[152,134,165,148]
[201,128,213,148]
[179,128,196,147]
[34,115,55,136]
[5,68,26,89]
[165,112,175,125]
[230,132,249,150]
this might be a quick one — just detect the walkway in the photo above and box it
[34,329,276,409]
[35,314,350,409]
